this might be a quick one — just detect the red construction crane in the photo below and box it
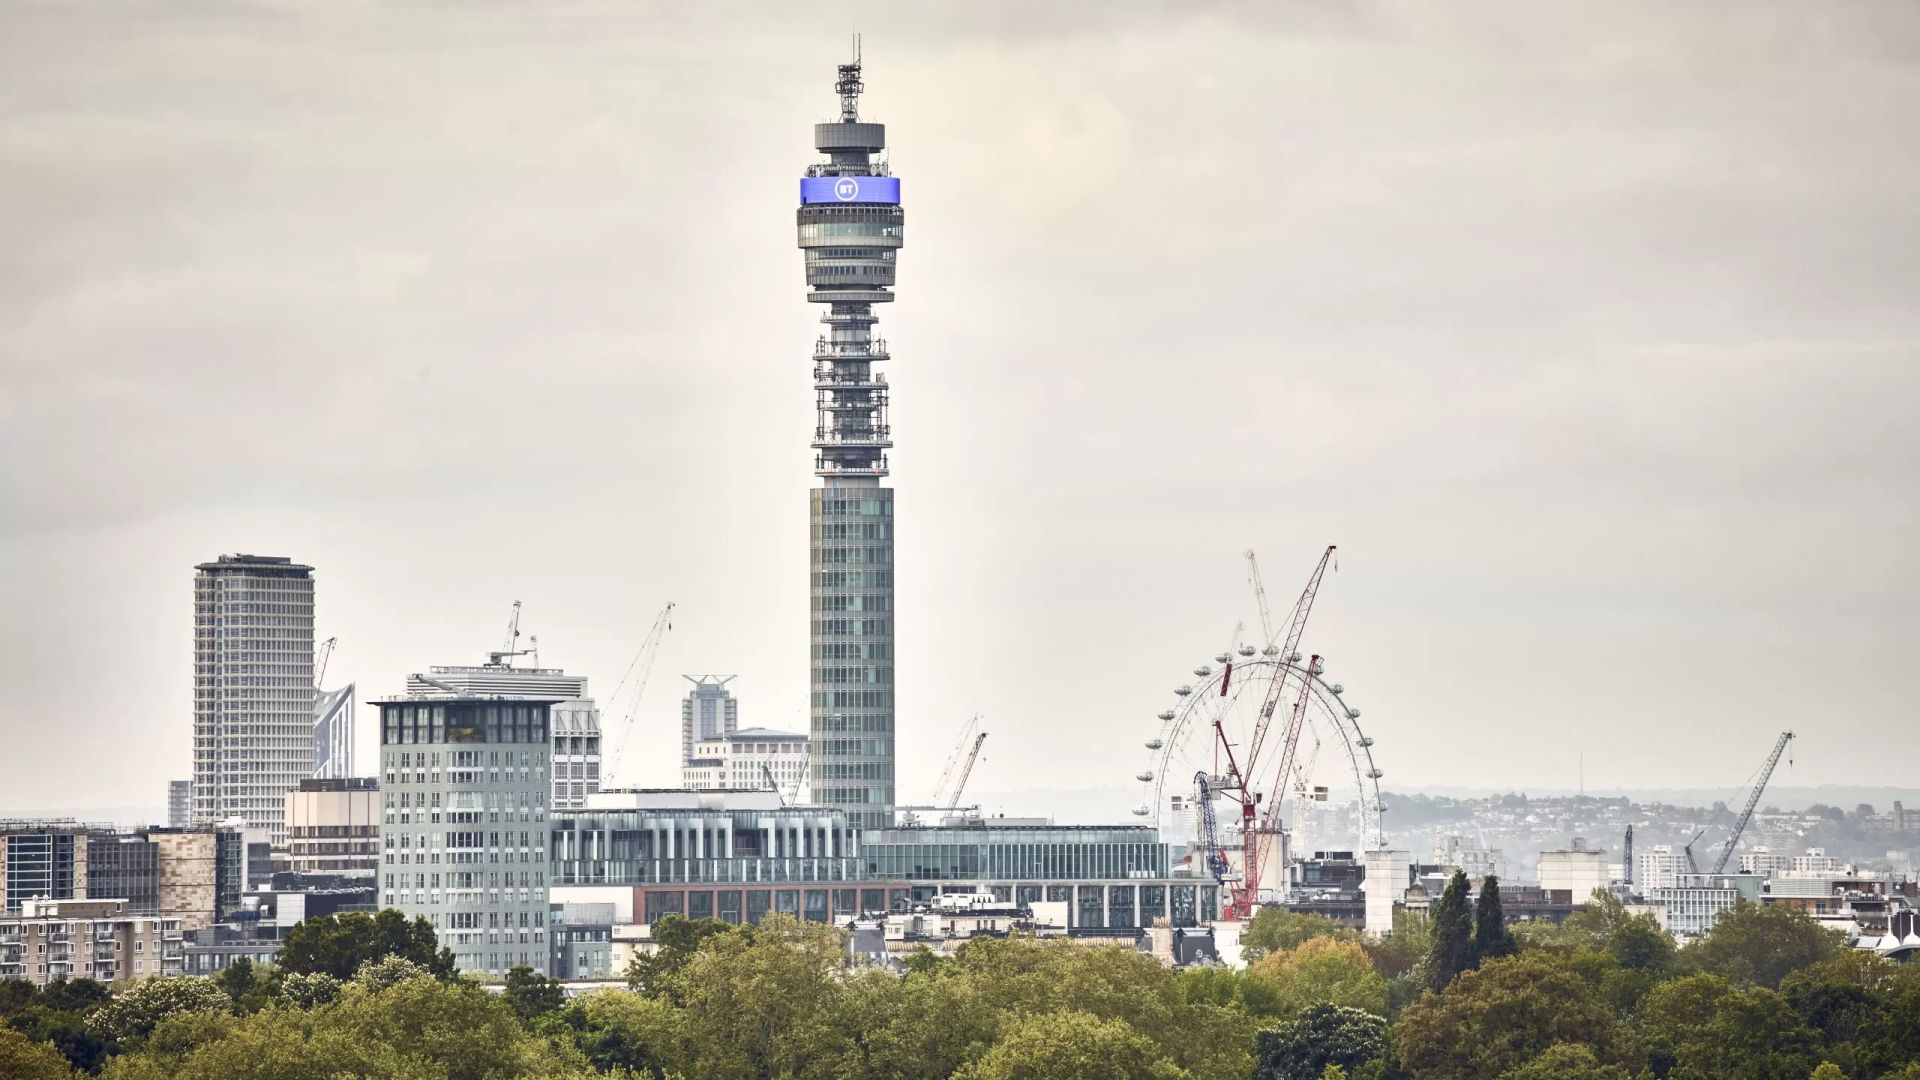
[1218,545,1335,920]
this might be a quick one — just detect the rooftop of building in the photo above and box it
[724,727,806,741]
[295,778,378,793]
[195,553,313,574]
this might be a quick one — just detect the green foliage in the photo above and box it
[1474,876,1516,962]
[351,953,435,991]
[503,964,567,1021]
[1252,937,1390,1017]
[1253,1003,1388,1080]
[541,988,683,1077]
[1808,1063,1847,1080]
[1364,910,1431,980]
[1636,973,1822,1080]
[625,915,739,999]
[1426,870,1476,991]
[1496,1042,1631,1080]
[950,1009,1189,1080]
[275,971,342,1009]
[86,977,231,1046]
[1394,953,1625,1080]
[1180,965,1291,1021]
[1683,900,1843,989]
[275,908,456,980]
[0,1024,77,1080]
[1242,907,1362,964]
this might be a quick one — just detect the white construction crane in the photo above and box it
[488,600,539,667]
[605,602,675,782]
[945,732,988,812]
[1712,731,1795,875]
[931,716,981,806]
[314,637,337,687]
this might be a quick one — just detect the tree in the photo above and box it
[1426,870,1475,990]
[502,964,566,1021]
[1474,876,1516,962]
[1253,1003,1388,1080]
[351,954,433,991]
[1394,954,1626,1080]
[1364,909,1431,980]
[1180,966,1291,1021]
[1496,1043,1631,1080]
[1242,908,1361,965]
[1686,900,1843,988]
[274,909,454,980]
[951,1010,1189,1080]
[625,915,739,999]
[0,1025,77,1080]
[1637,973,1822,1080]
[543,988,685,1077]
[87,978,233,1045]
[1810,1064,1848,1080]
[276,972,342,1009]
[1252,937,1390,1017]
[208,959,277,1015]
[672,914,854,1077]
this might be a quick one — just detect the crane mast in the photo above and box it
[932,716,981,806]
[1712,731,1794,875]
[1194,772,1231,884]
[314,636,336,687]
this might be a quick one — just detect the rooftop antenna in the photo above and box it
[836,34,863,121]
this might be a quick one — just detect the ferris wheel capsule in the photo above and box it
[1261,645,1279,657]
[1193,665,1211,677]
[1346,707,1361,719]
[1174,685,1193,697]
[1238,645,1256,657]
[1330,683,1344,695]
[1156,710,1175,722]
[1136,771,1154,782]
[1133,805,1149,816]
[1145,738,1164,750]
[1214,653,1231,664]
[1288,651,1304,663]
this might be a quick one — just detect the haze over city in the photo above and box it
[3,1,1917,817]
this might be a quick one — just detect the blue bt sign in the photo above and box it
[800,176,901,205]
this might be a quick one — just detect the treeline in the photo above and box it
[3,889,1918,1079]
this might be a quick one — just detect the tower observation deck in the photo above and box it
[800,53,900,830]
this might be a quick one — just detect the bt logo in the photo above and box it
[833,177,860,201]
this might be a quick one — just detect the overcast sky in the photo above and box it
[2,2,1916,819]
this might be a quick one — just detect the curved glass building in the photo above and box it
[800,57,901,830]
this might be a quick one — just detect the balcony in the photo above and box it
[813,340,888,360]
[813,366,887,389]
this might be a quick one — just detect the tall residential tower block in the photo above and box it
[192,554,315,842]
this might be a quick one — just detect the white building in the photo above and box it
[1635,844,1691,891]
[406,663,601,811]
[167,781,193,829]
[1539,847,1609,904]
[682,728,809,802]
[1648,872,1764,937]
[680,675,740,767]
[313,684,355,780]
[192,554,316,843]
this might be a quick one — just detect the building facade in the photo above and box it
[313,684,356,780]
[192,554,316,841]
[168,781,194,829]
[0,823,90,913]
[0,899,182,987]
[407,663,600,811]
[679,675,740,767]
[1649,872,1765,937]
[801,58,903,831]
[286,778,380,874]
[1539,846,1610,904]
[681,727,809,801]
[377,697,554,977]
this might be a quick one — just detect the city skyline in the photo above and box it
[3,4,1919,814]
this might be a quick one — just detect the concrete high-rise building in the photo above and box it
[799,55,902,830]
[167,781,193,829]
[192,554,316,842]
[375,696,553,977]
[313,684,355,780]
[406,662,600,811]
[680,675,740,767]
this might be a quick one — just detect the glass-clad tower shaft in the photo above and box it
[800,58,902,830]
